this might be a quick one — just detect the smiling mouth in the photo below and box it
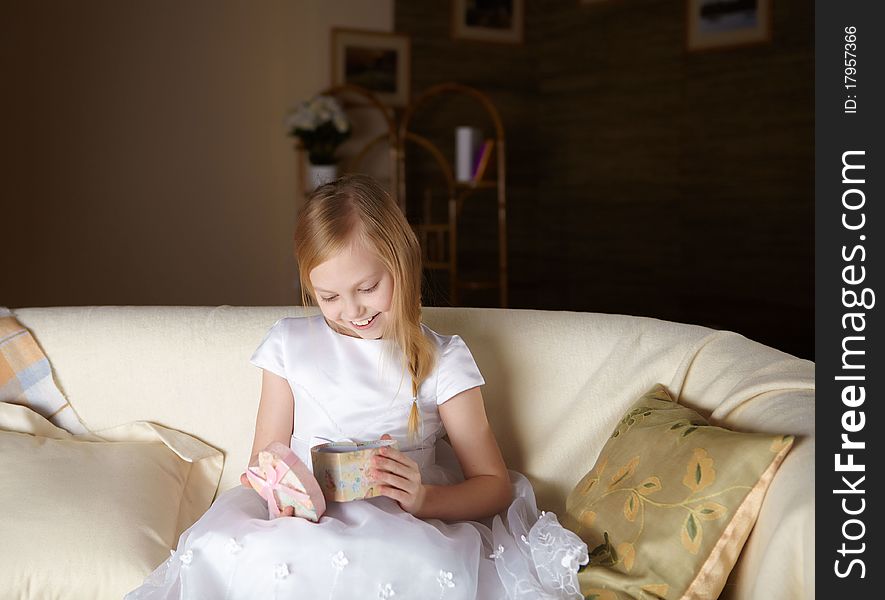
[350,313,380,328]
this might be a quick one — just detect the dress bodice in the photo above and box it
[250,315,485,470]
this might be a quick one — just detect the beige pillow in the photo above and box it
[0,402,223,600]
[563,384,794,600]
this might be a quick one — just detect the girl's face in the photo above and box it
[309,239,394,340]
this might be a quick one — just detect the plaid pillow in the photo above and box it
[0,307,88,434]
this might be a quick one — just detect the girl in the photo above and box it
[127,175,587,599]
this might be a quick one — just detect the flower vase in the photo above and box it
[308,164,338,190]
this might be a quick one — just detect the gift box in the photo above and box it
[311,439,398,502]
[244,441,326,521]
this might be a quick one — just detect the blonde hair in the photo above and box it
[294,174,436,442]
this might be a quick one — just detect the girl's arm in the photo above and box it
[420,386,512,520]
[240,369,295,485]
[371,387,510,519]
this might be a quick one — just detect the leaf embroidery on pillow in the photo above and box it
[669,419,708,438]
[579,455,607,494]
[616,542,636,572]
[611,407,655,439]
[636,476,661,496]
[681,513,702,554]
[695,502,727,521]
[623,492,639,522]
[640,583,670,597]
[682,448,715,493]
[579,509,597,530]
[607,456,640,490]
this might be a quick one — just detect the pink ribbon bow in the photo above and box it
[246,452,312,519]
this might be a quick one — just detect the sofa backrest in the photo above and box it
[14,305,814,516]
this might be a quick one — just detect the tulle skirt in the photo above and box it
[126,443,588,600]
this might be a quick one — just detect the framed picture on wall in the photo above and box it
[686,0,772,51]
[331,29,411,107]
[452,0,524,44]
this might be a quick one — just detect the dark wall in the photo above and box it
[396,0,813,359]
[395,0,540,311]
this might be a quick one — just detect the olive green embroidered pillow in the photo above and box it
[563,384,794,600]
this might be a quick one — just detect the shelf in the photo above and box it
[396,82,508,307]
[454,180,497,191]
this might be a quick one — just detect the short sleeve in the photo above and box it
[435,335,485,405]
[249,318,287,380]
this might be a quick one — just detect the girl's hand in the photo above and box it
[370,433,426,515]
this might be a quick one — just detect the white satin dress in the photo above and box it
[126,315,588,599]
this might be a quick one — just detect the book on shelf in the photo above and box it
[455,126,482,182]
[470,139,494,184]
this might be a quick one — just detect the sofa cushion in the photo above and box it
[563,384,794,599]
[0,402,223,600]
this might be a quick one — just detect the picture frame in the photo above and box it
[331,28,411,107]
[452,0,524,45]
[686,0,772,51]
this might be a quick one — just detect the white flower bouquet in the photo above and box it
[285,95,351,165]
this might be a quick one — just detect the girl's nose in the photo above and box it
[341,296,362,321]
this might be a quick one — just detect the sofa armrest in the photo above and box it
[669,331,815,599]
[722,419,814,599]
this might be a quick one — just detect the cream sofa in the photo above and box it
[12,305,814,599]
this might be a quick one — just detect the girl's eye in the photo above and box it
[318,282,376,302]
